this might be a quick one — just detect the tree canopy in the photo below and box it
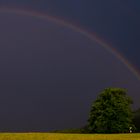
[133,108,140,132]
[88,88,135,133]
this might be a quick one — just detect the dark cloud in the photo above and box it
[0,1,140,65]
[0,1,139,131]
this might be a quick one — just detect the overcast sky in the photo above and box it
[0,0,139,131]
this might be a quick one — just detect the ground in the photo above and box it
[0,133,139,140]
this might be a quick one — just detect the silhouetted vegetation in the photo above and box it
[50,128,84,134]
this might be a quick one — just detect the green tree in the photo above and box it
[133,108,140,132]
[88,88,134,133]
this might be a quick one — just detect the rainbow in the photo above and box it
[0,6,139,81]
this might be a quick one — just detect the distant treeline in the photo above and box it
[50,128,85,134]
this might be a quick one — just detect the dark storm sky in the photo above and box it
[1,0,140,65]
[0,0,139,131]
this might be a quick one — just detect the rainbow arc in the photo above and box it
[0,6,139,80]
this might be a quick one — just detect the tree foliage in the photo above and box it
[133,108,140,132]
[88,88,135,133]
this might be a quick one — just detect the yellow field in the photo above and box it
[0,133,139,140]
